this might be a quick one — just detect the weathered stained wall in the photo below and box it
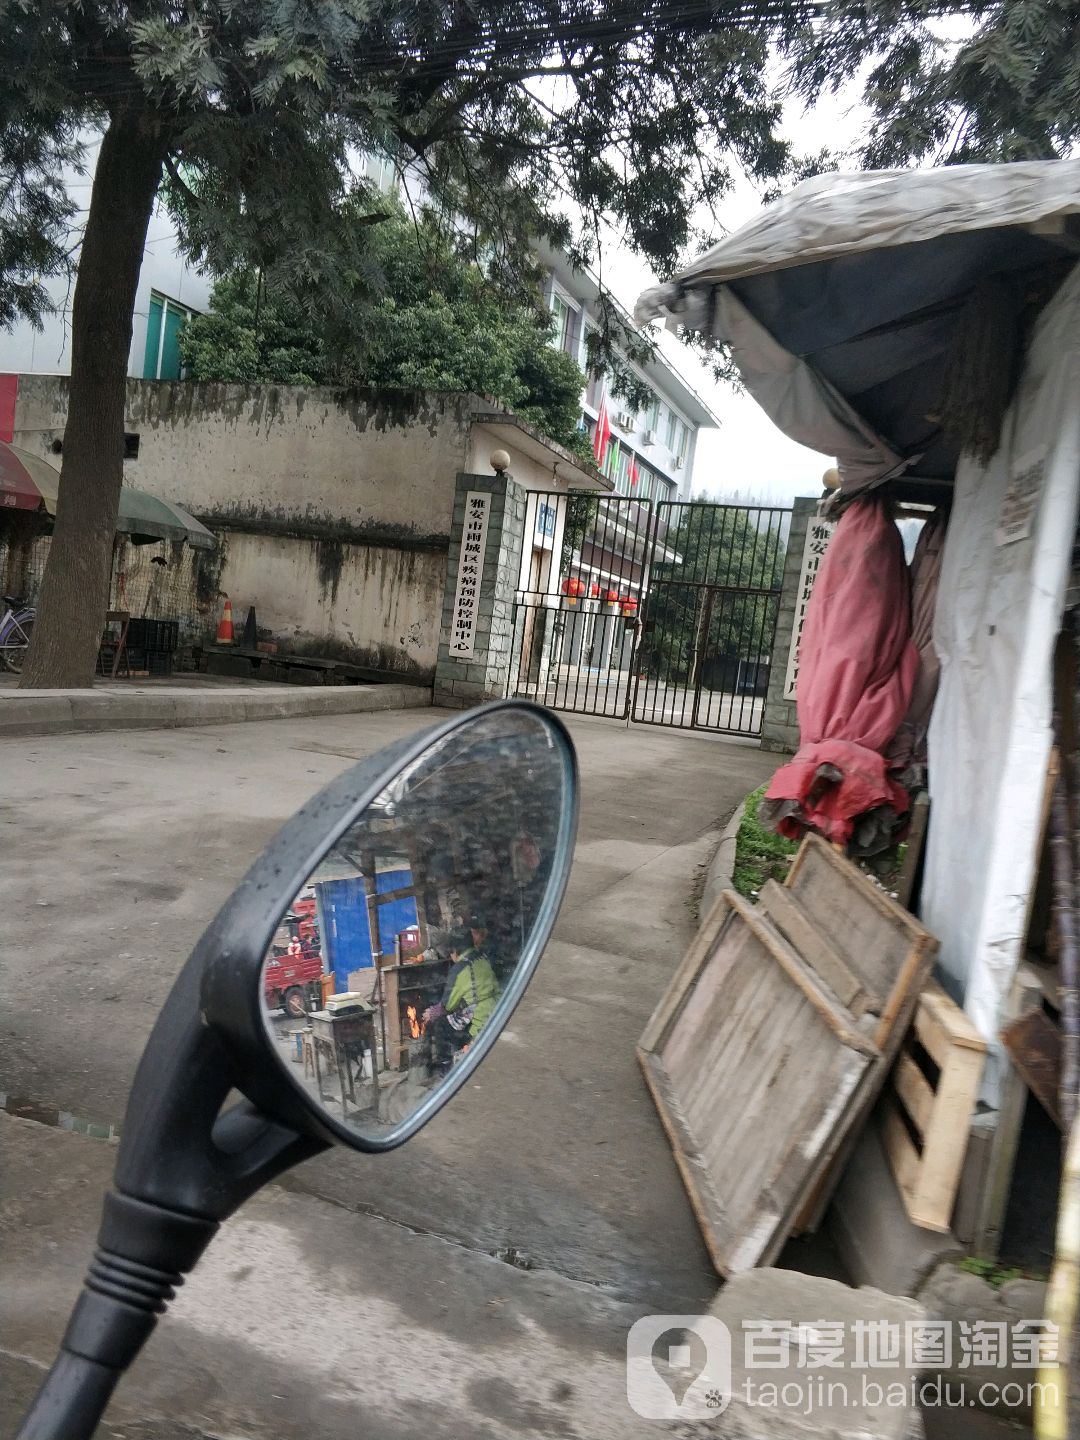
[11,376,471,548]
[214,531,445,678]
[8,377,474,678]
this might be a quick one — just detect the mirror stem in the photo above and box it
[15,1192,219,1440]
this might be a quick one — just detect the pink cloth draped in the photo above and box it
[766,498,919,847]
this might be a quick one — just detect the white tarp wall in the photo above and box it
[922,261,1080,1092]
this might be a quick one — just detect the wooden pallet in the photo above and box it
[880,981,987,1232]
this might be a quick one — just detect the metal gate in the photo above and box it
[632,501,790,735]
[507,490,652,718]
[507,491,790,736]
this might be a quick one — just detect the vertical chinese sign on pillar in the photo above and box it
[783,519,835,700]
[449,491,492,659]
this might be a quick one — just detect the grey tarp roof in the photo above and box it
[635,160,1080,502]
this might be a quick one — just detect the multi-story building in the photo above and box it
[2,138,211,382]
[538,240,717,502]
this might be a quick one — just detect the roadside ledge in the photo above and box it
[0,682,433,737]
[700,798,745,918]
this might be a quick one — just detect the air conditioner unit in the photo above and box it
[614,411,635,430]
[643,429,656,446]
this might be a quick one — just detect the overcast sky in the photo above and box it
[592,89,872,505]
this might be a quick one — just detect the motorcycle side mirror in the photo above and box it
[15,701,577,1440]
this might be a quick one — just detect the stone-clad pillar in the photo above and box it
[433,470,527,709]
[760,497,820,753]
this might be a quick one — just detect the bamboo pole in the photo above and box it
[1035,1111,1080,1440]
[1050,775,1080,1134]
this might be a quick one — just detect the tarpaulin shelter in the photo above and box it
[637,159,1080,1074]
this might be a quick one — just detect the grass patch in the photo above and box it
[731,783,800,898]
[956,1257,1043,1288]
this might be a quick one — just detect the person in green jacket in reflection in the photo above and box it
[422,926,500,1074]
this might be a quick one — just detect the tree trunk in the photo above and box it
[19,104,167,689]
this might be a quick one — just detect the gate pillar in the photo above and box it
[760,497,821,752]
[433,469,527,709]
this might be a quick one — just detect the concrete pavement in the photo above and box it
[1,706,779,1438]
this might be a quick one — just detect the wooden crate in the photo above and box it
[638,890,880,1276]
[880,981,988,1232]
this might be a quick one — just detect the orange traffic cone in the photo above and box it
[216,597,234,645]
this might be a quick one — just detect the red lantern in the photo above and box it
[603,588,619,603]
[589,582,600,598]
[621,597,638,617]
[560,577,586,598]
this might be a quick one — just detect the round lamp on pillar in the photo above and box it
[490,449,511,475]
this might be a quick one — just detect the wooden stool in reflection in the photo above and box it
[301,1029,317,1080]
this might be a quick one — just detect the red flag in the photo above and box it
[593,394,611,466]
[628,454,639,488]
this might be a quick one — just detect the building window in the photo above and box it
[664,408,678,451]
[645,395,660,433]
[143,293,197,380]
[612,443,632,493]
[550,293,572,352]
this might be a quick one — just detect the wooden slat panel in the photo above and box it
[880,1097,930,1218]
[879,983,988,1232]
[907,1041,986,1230]
[759,879,867,1013]
[722,891,878,1056]
[778,836,938,1236]
[785,834,935,1011]
[638,893,877,1276]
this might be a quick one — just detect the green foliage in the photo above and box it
[788,0,1080,166]
[638,499,787,685]
[732,784,799,898]
[179,272,327,385]
[181,213,591,453]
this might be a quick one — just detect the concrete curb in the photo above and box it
[0,682,433,738]
[700,797,746,919]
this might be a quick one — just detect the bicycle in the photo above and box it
[0,595,35,674]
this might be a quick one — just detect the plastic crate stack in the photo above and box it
[126,618,179,676]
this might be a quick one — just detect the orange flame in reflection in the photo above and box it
[407,1005,422,1039]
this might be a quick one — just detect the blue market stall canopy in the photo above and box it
[635,160,1080,504]
[0,440,216,549]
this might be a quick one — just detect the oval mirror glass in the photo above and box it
[259,705,574,1143]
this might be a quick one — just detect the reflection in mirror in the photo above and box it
[260,707,570,1140]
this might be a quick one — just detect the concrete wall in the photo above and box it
[9,377,478,680]
[11,376,471,548]
[6,377,613,683]
[212,531,445,677]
